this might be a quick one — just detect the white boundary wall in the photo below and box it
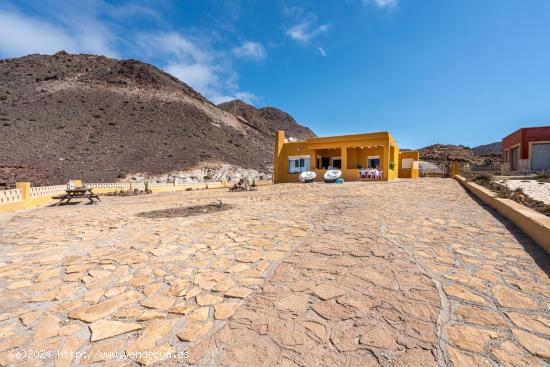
[30,185,67,199]
[0,189,22,204]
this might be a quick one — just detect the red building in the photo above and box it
[502,126,550,173]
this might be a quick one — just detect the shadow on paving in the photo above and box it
[462,189,550,278]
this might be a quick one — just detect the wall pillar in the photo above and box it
[341,146,348,170]
[16,182,31,200]
[383,141,390,180]
[273,131,285,184]
[309,150,316,171]
[451,161,458,177]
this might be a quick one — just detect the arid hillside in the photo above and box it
[419,144,502,166]
[0,51,314,187]
[472,141,502,156]
[218,99,315,142]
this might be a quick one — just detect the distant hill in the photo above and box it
[419,143,502,166]
[0,51,314,187]
[472,141,502,156]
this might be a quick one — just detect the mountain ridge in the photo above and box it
[418,143,502,166]
[0,51,314,187]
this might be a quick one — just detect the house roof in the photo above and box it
[502,125,550,140]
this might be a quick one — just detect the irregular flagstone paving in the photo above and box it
[0,179,549,366]
[0,186,315,366]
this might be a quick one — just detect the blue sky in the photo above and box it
[1,0,549,148]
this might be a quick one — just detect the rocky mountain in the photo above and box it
[218,99,315,142]
[0,51,314,187]
[472,141,502,156]
[419,144,502,166]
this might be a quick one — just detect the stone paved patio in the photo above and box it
[0,179,549,366]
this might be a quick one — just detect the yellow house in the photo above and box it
[273,130,419,183]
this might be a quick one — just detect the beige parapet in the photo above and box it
[0,180,272,213]
[455,175,550,254]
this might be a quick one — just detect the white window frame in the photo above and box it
[402,158,413,169]
[288,155,310,174]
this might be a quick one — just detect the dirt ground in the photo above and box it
[0,179,548,366]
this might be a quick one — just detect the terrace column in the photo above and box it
[341,146,347,171]
[309,150,316,171]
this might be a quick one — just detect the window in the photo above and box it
[510,147,519,171]
[367,156,380,169]
[402,158,413,169]
[288,156,310,174]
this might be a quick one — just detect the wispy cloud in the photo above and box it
[286,21,329,43]
[318,47,327,56]
[0,2,259,106]
[139,32,256,104]
[233,41,266,60]
[0,9,117,58]
[363,0,398,9]
[143,32,210,63]
[166,63,219,95]
[282,6,330,43]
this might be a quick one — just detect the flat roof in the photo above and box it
[502,125,550,140]
[306,131,393,143]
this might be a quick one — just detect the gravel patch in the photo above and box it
[502,180,550,205]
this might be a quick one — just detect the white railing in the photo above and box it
[88,182,145,190]
[1,180,272,210]
[148,183,176,188]
[29,185,66,199]
[0,189,23,204]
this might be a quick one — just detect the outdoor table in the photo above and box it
[53,187,100,206]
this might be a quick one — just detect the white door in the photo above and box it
[532,143,550,171]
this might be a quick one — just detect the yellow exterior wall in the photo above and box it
[388,144,399,180]
[273,131,285,184]
[273,141,312,183]
[398,151,420,179]
[274,130,406,183]
[346,146,385,169]
[0,196,57,213]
